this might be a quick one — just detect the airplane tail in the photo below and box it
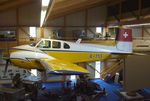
[116,28,132,53]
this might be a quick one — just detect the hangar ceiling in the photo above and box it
[0,0,36,12]
[0,0,40,27]
[107,0,150,25]
[45,0,150,26]
[45,0,122,24]
[0,0,149,27]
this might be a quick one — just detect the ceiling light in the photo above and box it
[108,25,119,28]
[124,23,150,27]
[40,10,46,27]
[42,0,50,7]
[40,0,50,27]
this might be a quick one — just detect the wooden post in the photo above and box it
[138,0,141,20]
[85,9,88,36]
[119,0,122,23]
[141,26,144,39]
[16,8,19,45]
[40,27,44,38]
[63,16,66,39]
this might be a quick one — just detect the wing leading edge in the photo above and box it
[36,59,89,75]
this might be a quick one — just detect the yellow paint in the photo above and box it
[47,59,89,73]
[47,51,111,63]
[11,59,44,70]
[10,49,111,74]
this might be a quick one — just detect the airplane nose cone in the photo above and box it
[12,45,34,50]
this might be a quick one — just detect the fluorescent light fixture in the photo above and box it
[124,23,150,27]
[40,10,46,27]
[108,25,119,28]
[40,0,50,27]
[42,0,50,6]
[30,27,36,37]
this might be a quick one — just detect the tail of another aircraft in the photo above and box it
[116,28,132,53]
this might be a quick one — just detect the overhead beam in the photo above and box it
[44,0,55,26]
[44,25,104,27]
[120,18,150,25]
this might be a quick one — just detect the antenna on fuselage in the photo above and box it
[76,38,82,44]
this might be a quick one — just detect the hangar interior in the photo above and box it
[0,0,150,101]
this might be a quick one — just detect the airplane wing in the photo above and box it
[36,59,89,75]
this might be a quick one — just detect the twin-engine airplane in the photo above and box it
[7,29,132,75]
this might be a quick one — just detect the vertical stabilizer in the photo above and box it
[116,29,132,53]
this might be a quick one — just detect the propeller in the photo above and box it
[4,58,10,76]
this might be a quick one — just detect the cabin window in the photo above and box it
[37,40,51,48]
[52,41,61,48]
[64,43,70,49]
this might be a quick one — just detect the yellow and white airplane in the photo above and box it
[8,29,132,75]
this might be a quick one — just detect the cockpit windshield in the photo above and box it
[29,39,41,47]
[37,40,51,48]
[30,39,69,49]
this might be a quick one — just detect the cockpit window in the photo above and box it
[64,43,70,49]
[52,41,61,48]
[37,40,51,48]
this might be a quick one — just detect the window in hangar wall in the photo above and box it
[96,27,103,38]
[31,69,38,76]
[29,27,36,37]
[96,27,102,33]
[95,61,101,78]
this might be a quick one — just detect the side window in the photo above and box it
[64,43,70,49]
[37,40,51,48]
[52,41,61,48]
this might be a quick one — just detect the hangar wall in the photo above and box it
[0,5,107,44]
[131,27,150,38]
[0,1,40,26]
[124,55,150,92]
[44,6,107,39]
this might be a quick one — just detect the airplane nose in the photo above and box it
[13,45,33,50]
[12,45,42,52]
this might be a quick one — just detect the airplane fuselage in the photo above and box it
[10,39,112,70]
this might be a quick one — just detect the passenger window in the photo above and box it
[52,41,61,48]
[64,43,70,49]
[37,40,51,48]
